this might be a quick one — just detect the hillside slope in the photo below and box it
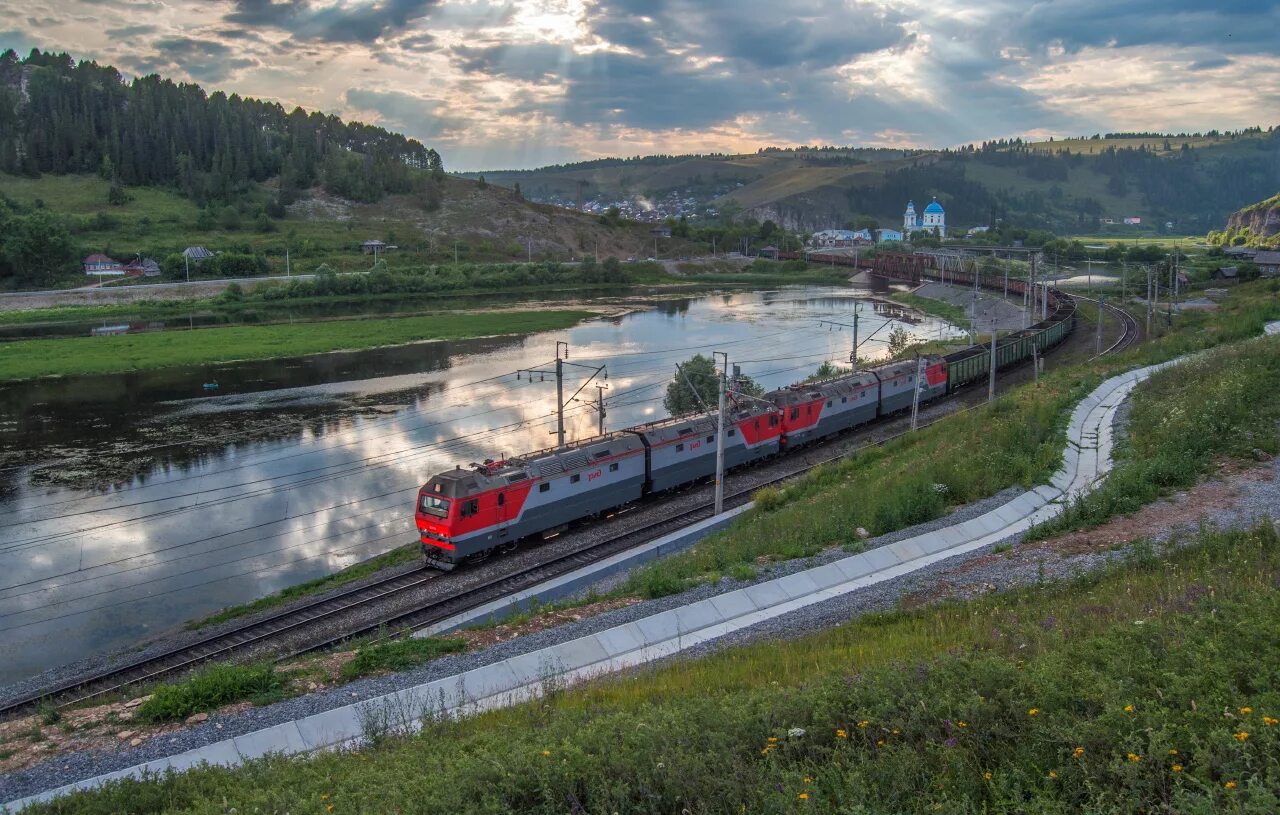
[475,130,1280,235]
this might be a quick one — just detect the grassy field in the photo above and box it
[34,523,1280,813]
[886,290,969,324]
[0,309,594,380]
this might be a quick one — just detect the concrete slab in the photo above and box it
[742,580,790,610]
[633,610,682,645]
[232,721,310,760]
[890,537,927,562]
[594,624,646,658]
[294,705,363,751]
[806,562,850,590]
[859,546,901,573]
[674,601,726,633]
[774,571,820,599]
[552,633,611,671]
[460,660,523,701]
[710,589,761,620]
[834,553,875,581]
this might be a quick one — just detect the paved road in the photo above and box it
[0,275,320,311]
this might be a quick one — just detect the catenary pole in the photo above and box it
[713,351,728,516]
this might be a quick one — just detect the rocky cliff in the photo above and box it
[1224,193,1280,239]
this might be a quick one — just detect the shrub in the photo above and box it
[340,637,467,680]
[135,663,282,723]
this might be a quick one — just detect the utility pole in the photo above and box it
[910,355,925,430]
[454,241,459,265]
[1029,253,1037,326]
[1167,257,1173,326]
[1031,340,1040,383]
[1003,261,1008,300]
[1147,265,1154,335]
[988,325,998,402]
[713,351,728,516]
[1095,294,1104,354]
[285,247,291,277]
[555,345,565,447]
[595,385,607,435]
[518,342,607,449]
[184,253,190,284]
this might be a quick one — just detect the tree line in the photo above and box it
[0,49,443,208]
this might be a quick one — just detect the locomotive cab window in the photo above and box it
[460,499,479,518]
[419,495,451,518]
[790,407,800,420]
[609,462,619,472]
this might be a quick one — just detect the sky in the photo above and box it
[2,0,1278,171]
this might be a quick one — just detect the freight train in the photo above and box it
[416,280,1075,567]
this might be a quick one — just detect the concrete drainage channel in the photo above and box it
[3,359,1182,811]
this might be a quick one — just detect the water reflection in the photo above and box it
[0,286,962,684]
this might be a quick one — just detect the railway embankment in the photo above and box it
[4,290,1279,811]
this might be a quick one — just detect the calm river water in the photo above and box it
[0,284,963,684]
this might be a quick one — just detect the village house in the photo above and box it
[123,257,162,277]
[1212,265,1239,281]
[82,253,124,276]
[182,246,214,261]
[361,239,389,255]
[1253,250,1280,278]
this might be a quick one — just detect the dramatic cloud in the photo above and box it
[224,0,441,44]
[2,0,1277,169]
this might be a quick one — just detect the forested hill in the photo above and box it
[0,48,443,206]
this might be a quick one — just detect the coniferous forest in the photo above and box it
[0,48,443,207]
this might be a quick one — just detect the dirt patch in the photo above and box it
[455,597,643,650]
[1025,459,1272,558]
[900,459,1272,608]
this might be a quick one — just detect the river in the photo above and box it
[0,283,964,685]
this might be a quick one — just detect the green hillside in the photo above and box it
[471,129,1280,236]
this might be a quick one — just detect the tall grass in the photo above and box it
[134,663,282,724]
[37,525,1280,813]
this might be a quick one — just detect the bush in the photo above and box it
[340,637,467,680]
[135,663,282,723]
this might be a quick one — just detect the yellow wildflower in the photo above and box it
[957,720,968,728]
[1168,749,1178,755]
[1028,708,1040,717]
[1239,707,1253,715]
[768,736,778,743]
[1048,770,1057,779]
[1172,764,1183,773]
[892,729,900,735]
[542,750,551,757]
[983,771,992,781]
[1072,747,1085,759]
[321,795,330,801]
[804,777,813,784]
[858,720,869,728]
[836,729,848,739]
[1264,716,1278,726]
[1127,753,1142,763]
[1234,731,1249,742]
[1123,705,1134,713]
[327,807,333,814]
[877,740,885,746]
[798,793,809,801]
[1225,781,1237,790]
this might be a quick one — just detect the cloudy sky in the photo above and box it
[2,0,1277,170]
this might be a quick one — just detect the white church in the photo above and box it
[903,197,946,238]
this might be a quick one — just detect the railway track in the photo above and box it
[1,289,1104,720]
[1077,295,1142,359]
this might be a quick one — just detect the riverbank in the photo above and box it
[0,308,596,381]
